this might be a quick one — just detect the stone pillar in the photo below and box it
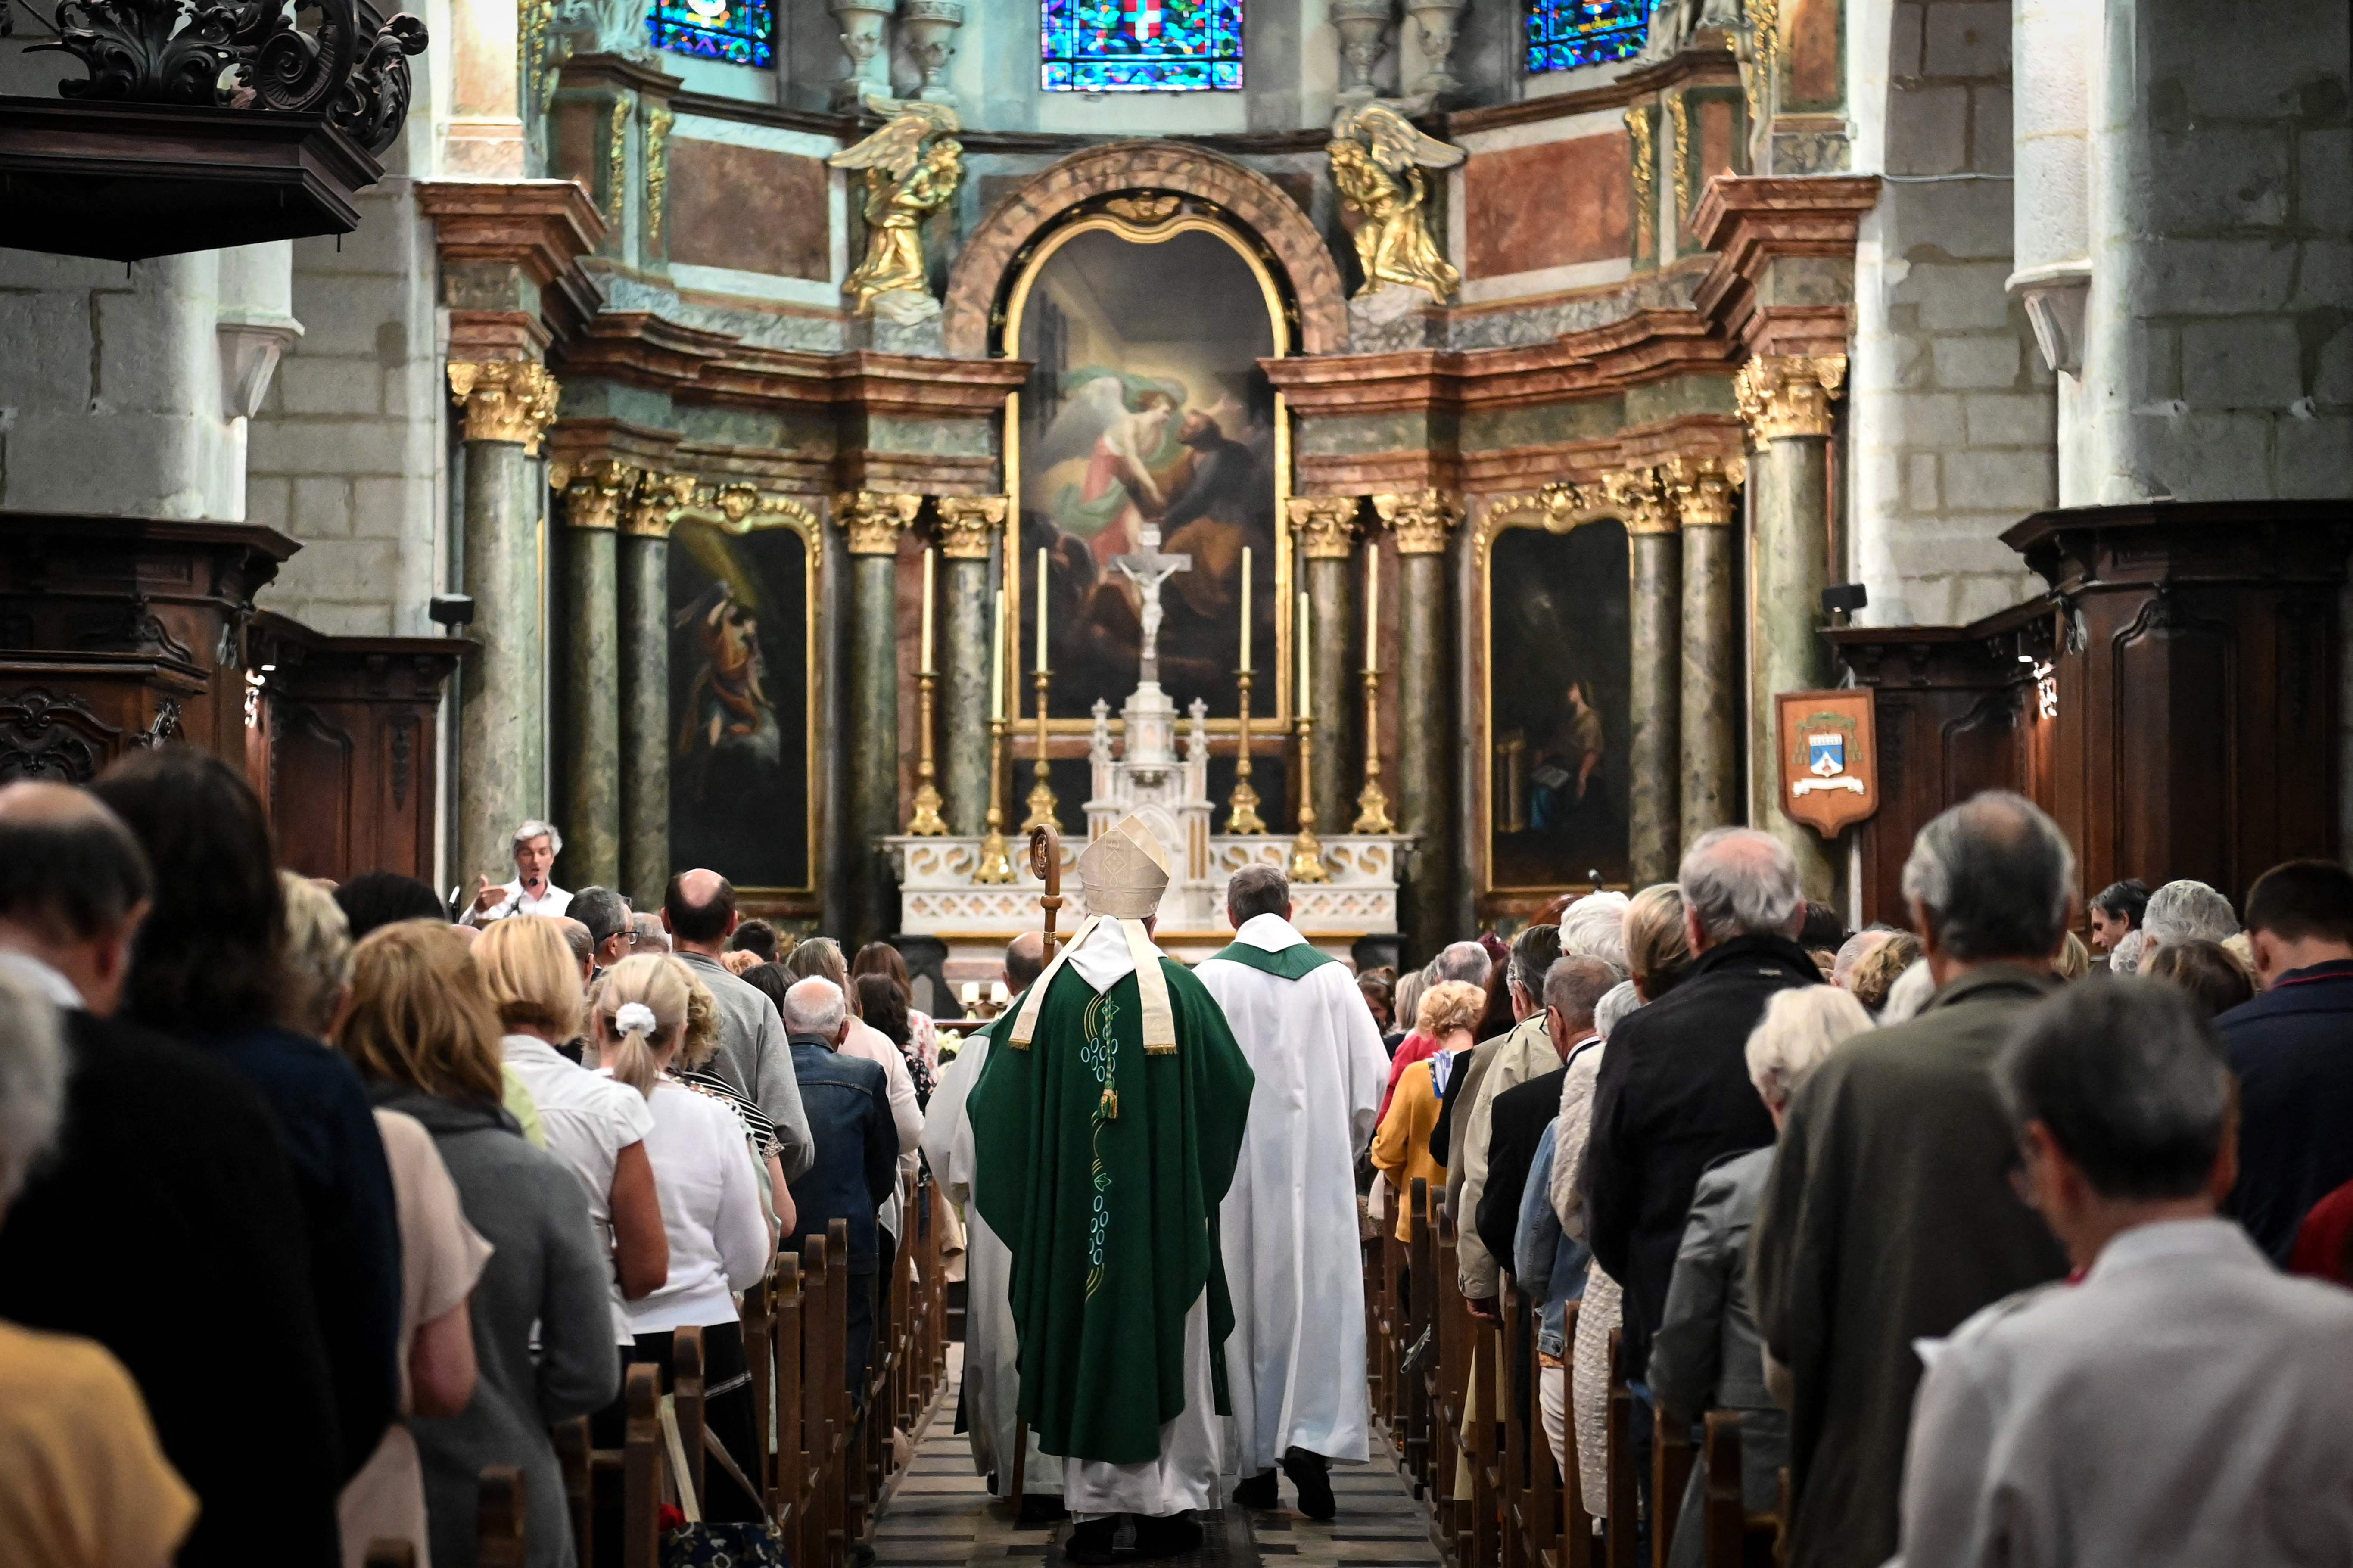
[559,460,630,890]
[618,472,690,910]
[1737,355,1845,899]
[935,496,1005,836]
[450,360,560,892]
[1667,455,1746,848]
[1611,467,1682,887]
[839,491,921,943]
[1289,496,1360,837]
[1377,490,1462,964]
[2009,0,2094,503]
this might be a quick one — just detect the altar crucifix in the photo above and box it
[1112,518,1192,685]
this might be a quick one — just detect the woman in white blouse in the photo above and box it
[594,955,773,1521]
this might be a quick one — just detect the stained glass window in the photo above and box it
[648,0,775,68]
[1042,0,1245,92]
[1526,0,1648,74]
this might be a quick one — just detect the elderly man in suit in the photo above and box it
[1895,977,2353,1565]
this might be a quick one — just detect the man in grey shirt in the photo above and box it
[662,868,815,1179]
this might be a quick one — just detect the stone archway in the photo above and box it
[941,141,1349,359]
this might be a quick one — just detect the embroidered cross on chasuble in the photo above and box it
[964,816,1256,1465]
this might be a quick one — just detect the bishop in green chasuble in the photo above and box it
[966,815,1256,1497]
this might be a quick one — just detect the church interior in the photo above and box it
[1,0,2351,1563]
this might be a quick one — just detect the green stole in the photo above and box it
[1204,940,1343,981]
[965,956,1256,1465]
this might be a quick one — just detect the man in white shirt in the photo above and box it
[461,819,573,925]
[1195,865,1388,1521]
[1894,977,2353,1568]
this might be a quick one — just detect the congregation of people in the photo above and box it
[6,758,2353,1568]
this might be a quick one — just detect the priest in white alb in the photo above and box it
[1195,864,1390,1519]
[918,931,1067,1524]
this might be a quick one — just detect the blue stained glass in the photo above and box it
[1042,0,1245,92]
[649,0,775,68]
[1525,0,1648,74]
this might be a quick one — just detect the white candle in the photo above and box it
[1297,591,1312,721]
[1238,546,1252,672]
[990,588,1005,722]
[919,547,936,673]
[1365,545,1379,675]
[1035,547,1050,673]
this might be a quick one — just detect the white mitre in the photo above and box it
[1008,813,1179,1051]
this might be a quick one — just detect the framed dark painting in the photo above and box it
[1008,215,1289,724]
[1484,519,1632,890]
[668,507,815,892]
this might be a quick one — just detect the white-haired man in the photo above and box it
[463,819,572,923]
[1196,864,1388,1520]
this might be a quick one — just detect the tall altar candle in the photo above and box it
[1238,546,1252,672]
[1365,544,1379,674]
[990,588,1005,722]
[919,547,936,672]
[1297,591,1312,720]
[1035,547,1050,672]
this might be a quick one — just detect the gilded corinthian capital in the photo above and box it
[935,495,1008,559]
[448,360,561,454]
[562,459,638,530]
[626,471,698,538]
[836,490,923,555]
[1373,488,1464,554]
[1604,467,1677,534]
[1662,454,1746,527]
[1734,354,1848,444]
[1287,495,1362,558]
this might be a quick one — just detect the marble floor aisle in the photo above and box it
[874,1350,1445,1568]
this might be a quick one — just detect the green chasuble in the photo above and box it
[1202,941,1341,981]
[965,955,1256,1465]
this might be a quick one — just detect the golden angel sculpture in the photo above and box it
[1328,101,1466,305]
[829,96,965,321]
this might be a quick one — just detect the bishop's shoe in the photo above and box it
[1281,1448,1336,1521]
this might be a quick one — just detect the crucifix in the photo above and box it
[1111,519,1192,684]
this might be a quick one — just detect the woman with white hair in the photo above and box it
[0,969,201,1567]
[1648,985,1873,1568]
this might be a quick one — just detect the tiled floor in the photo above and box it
[874,1350,1444,1568]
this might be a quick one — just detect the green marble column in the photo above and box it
[450,360,557,893]
[1626,513,1683,887]
[1289,496,1359,837]
[840,491,919,943]
[1378,490,1463,964]
[618,483,677,910]
[936,497,1005,835]
[560,461,627,891]
[1739,357,1846,900]
[1669,455,1744,849]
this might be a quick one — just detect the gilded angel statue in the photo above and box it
[829,96,965,320]
[1328,101,1466,305]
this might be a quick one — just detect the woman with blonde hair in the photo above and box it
[1369,979,1488,1242]
[589,954,773,1521]
[336,922,617,1568]
[475,916,666,1346]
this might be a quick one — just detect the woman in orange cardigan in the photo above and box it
[1371,980,1490,1242]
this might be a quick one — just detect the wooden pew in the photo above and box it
[1407,1177,1435,1496]
[479,1466,527,1568]
[675,1324,709,1513]
[1697,1412,1784,1568]
[1604,1330,1637,1568]
[1652,1405,1695,1568]
[621,1362,664,1568]
[553,1419,594,1568]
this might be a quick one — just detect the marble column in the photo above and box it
[619,472,691,910]
[1610,467,1682,887]
[840,491,921,943]
[1667,454,1746,847]
[1288,496,1360,836]
[1737,355,1846,899]
[1376,489,1463,964]
[559,460,629,891]
[935,496,1005,835]
[449,360,559,895]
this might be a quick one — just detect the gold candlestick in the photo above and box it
[1021,668,1060,832]
[1289,713,1330,882]
[1227,669,1267,834]
[973,716,1014,883]
[1352,666,1394,833]
[908,668,947,835]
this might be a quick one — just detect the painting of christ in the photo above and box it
[1015,223,1281,722]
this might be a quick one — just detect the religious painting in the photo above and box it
[1012,221,1283,723]
[668,510,813,890]
[647,0,775,66]
[1485,520,1632,888]
[1041,0,1245,91]
[1525,0,1649,73]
